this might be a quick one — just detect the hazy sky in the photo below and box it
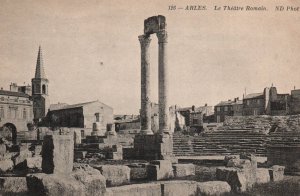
[0,0,299,114]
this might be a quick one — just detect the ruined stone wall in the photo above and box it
[267,146,300,174]
[223,115,300,132]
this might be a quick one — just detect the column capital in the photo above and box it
[156,30,168,43]
[138,35,151,48]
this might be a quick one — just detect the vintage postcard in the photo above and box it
[0,0,299,195]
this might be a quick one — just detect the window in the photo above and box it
[246,100,250,106]
[95,113,100,122]
[42,85,46,94]
[193,118,198,125]
[257,100,261,104]
[10,108,17,119]
[224,106,228,112]
[36,84,40,93]
[0,107,4,118]
[217,115,220,123]
[23,108,27,119]
[217,107,220,112]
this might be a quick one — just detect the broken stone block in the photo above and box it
[75,151,87,160]
[106,183,161,196]
[269,165,285,182]
[0,144,6,156]
[227,158,241,167]
[26,156,42,170]
[147,160,174,180]
[94,165,130,186]
[42,135,74,174]
[26,173,84,196]
[216,167,248,192]
[172,164,195,178]
[197,181,231,195]
[0,177,27,193]
[33,145,42,156]
[161,180,197,196]
[240,153,257,168]
[224,155,240,166]
[72,164,106,196]
[128,163,148,180]
[106,145,123,160]
[12,149,32,168]
[0,152,15,161]
[0,160,14,172]
[256,168,270,184]
[144,15,166,35]
[238,159,255,181]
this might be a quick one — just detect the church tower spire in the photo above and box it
[35,46,46,79]
[32,46,50,121]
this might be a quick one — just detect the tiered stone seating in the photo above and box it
[268,131,300,147]
[173,130,268,157]
[172,134,193,156]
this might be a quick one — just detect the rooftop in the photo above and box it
[215,100,243,107]
[49,100,111,111]
[0,90,30,98]
[244,93,264,99]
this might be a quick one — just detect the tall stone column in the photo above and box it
[157,30,170,134]
[139,35,153,135]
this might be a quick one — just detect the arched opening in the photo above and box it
[1,123,17,144]
[32,84,35,94]
[42,84,46,94]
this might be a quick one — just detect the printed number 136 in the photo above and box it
[169,5,176,10]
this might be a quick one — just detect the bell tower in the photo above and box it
[31,46,49,121]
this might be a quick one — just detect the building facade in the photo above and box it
[215,98,243,123]
[243,87,289,116]
[290,89,300,115]
[46,100,113,133]
[0,90,34,143]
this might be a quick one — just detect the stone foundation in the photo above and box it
[133,134,174,160]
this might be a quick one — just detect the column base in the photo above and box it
[140,129,154,135]
[160,128,172,135]
[133,133,175,161]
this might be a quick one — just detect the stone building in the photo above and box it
[243,87,289,116]
[176,105,213,129]
[0,88,34,142]
[46,100,113,135]
[215,98,243,123]
[289,89,300,115]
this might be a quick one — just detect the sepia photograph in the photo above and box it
[0,0,299,195]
